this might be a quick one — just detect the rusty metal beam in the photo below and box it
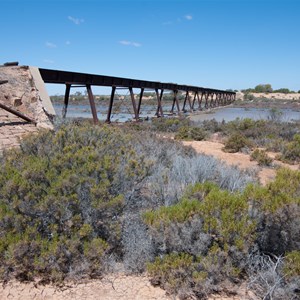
[0,102,36,124]
[170,90,181,115]
[137,88,144,116]
[106,86,116,123]
[155,89,164,117]
[182,91,189,112]
[37,68,236,122]
[86,84,98,124]
[129,87,139,121]
[198,92,204,110]
[39,68,236,96]
[192,92,197,110]
[209,93,214,108]
[205,93,209,109]
[62,84,71,118]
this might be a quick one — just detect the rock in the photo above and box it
[13,98,22,106]
[0,65,55,128]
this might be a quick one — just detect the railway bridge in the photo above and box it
[39,68,236,124]
[1,63,236,125]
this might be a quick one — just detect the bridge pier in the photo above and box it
[129,87,139,121]
[106,86,116,123]
[170,90,181,115]
[62,84,71,119]
[191,92,197,110]
[155,89,164,117]
[86,84,98,124]
[137,88,144,116]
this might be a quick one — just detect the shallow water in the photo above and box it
[54,104,300,123]
[53,103,174,121]
[190,107,300,122]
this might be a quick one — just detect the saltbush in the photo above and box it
[144,182,257,296]
[279,133,300,163]
[174,126,206,141]
[250,149,273,166]
[243,168,300,255]
[0,123,150,282]
[145,168,300,299]
[284,251,300,278]
[0,121,255,284]
[223,133,253,153]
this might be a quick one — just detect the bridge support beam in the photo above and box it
[62,84,71,118]
[137,88,144,116]
[86,84,98,124]
[170,90,181,115]
[106,86,116,123]
[198,92,204,110]
[155,89,164,117]
[192,92,197,110]
[129,87,139,121]
[183,91,192,112]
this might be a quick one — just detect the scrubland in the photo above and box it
[0,117,299,299]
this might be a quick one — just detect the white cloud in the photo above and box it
[43,59,54,64]
[65,40,71,45]
[68,16,84,25]
[132,42,142,47]
[45,42,57,48]
[119,40,141,47]
[163,15,193,27]
[119,40,131,46]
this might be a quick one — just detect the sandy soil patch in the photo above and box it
[0,275,257,300]
[0,275,171,300]
[182,140,299,185]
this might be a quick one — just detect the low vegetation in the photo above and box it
[0,121,253,284]
[145,169,300,299]
[134,116,300,164]
[250,149,273,166]
[0,119,299,299]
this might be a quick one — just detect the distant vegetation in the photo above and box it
[0,119,299,299]
[129,116,300,164]
[241,84,297,94]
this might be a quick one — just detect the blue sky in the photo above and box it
[2,0,300,95]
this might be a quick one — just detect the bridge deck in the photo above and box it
[39,68,236,124]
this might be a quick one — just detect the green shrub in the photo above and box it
[273,88,291,94]
[151,117,189,133]
[250,149,273,166]
[174,126,206,141]
[201,119,222,133]
[244,93,255,101]
[223,133,253,153]
[144,182,255,252]
[284,251,300,278]
[243,168,300,254]
[0,123,151,282]
[147,253,197,290]
[254,84,273,93]
[143,182,257,297]
[144,169,300,298]
[279,133,300,163]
